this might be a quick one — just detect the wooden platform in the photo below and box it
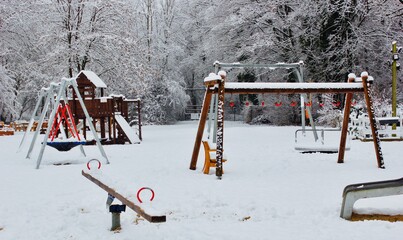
[351,213,403,222]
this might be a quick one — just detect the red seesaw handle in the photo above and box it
[137,187,155,203]
[86,159,101,170]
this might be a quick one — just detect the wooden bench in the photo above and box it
[202,141,227,174]
[0,130,14,136]
[0,122,14,136]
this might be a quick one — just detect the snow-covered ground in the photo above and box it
[1,121,403,240]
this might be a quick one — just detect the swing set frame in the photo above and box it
[20,78,109,169]
[189,64,384,179]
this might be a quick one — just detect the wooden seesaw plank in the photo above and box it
[82,170,166,223]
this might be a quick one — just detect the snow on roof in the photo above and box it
[204,73,222,82]
[76,70,107,88]
[109,94,125,98]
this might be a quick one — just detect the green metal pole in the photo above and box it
[392,41,398,131]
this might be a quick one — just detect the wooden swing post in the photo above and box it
[361,73,385,168]
[215,71,226,178]
[189,85,215,170]
[338,74,355,163]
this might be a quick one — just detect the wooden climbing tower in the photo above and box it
[71,71,142,144]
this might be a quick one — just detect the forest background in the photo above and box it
[1,0,402,125]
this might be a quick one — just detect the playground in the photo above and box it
[0,121,403,239]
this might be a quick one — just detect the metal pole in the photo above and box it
[70,80,109,164]
[212,63,220,144]
[391,41,398,131]
[26,86,54,159]
[295,64,318,141]
[111,212,121,231]
[36,81,68,169]
[18,88,47,152]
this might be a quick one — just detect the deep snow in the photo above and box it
[1,121,403,240]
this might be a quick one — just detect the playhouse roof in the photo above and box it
[76,70,107,88]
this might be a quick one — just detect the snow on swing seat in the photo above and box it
[294,144,349,154]
[294,128,350,154]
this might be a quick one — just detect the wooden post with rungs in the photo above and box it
[361,73,384,168]
[215,71,226,178]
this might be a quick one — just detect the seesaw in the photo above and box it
[82,161,166,230]
[340,177,403,221]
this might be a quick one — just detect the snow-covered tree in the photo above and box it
[0,0,189,124]
[1,0,401,124]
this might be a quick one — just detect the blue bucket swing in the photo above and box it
[47,103,86,152]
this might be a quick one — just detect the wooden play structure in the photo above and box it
[190,61,385,179]
[340,177,403,222]
[71,71,142,144]
[20,71,142,153]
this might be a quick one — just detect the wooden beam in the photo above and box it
[222,82,364,95]
[338,76,355,163]
[189,89,213,170]
[82,170,166,223]
[224,88,363,95]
